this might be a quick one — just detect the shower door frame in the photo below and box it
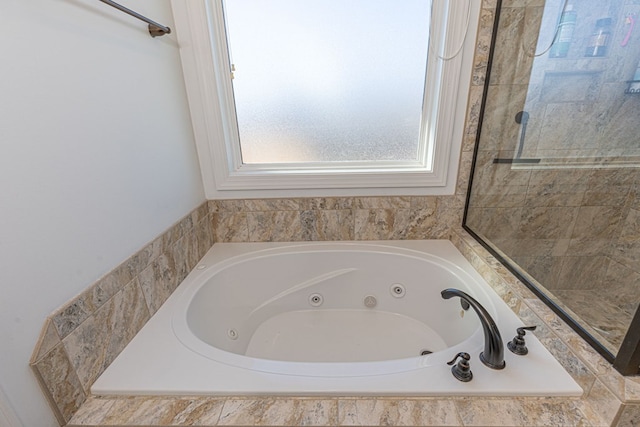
[462,0,640,376]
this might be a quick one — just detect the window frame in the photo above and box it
[171,0,480,198]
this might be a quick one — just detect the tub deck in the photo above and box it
[91,240,581,397]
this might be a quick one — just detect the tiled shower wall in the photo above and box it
[29,1,492,424]
[465,0,640,352]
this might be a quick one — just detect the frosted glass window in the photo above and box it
[223,0,430,164]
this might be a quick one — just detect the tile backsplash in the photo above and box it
[30,203,214,425]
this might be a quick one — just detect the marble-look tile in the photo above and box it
[571,207,625,240]
[466,207,525,241]
[469,185,529,208]
[554,290,630,353]
[31,343,86,424]
[624,376,640,402]
[301,209,354,241]
[353,209,411,240]
[67,396,117,426]
[88,396,225,426]
[31,318,61,363]
[524,184,586,208]
[611,208,640,269]
[518,207,580,240]
[464,85,484,137]
[298,197,354,210]
[456,151,474,196]
[210,199,247,213]
[245,198,300,211]
[190,203,210,226]
[454,398,591,426]
[247,211,302,241]
[337,399,460,426]
[212,211,249,242]
[218,398,337,426]
[523,298,600,362]
[353,197,411,210]
[585,380,623,427]
[404,205,439,239]
[616,404,640,427]
[62,279,150,391]
[489,7,530,86]
[556,256,610,291]
[470,7,495,87]
[436,195,466,228]
[166,214,193,248]
[52,259,138,340]
[538,336,595,395]
[138,252,178,315]
[582,185,631,207]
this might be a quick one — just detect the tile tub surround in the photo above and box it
[61,228,640,427]
[29,203,215,425]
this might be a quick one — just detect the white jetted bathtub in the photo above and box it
[93,240,581,396]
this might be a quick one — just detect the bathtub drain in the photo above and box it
[363,295,377,308]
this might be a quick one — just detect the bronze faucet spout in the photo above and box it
[441,288,505,370]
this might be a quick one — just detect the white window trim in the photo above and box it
[171,0,480,199]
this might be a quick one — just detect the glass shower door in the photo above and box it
[465,0,640,372]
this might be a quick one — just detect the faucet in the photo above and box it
[441,288,505,370]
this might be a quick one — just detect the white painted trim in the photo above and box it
[171,0,480,198]
[0,386,22,427]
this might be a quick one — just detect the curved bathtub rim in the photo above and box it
[171,242,492,377]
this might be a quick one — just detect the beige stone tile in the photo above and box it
[52,257,139,340]
[616,404,640,427]
[584,380,623,427]
[538,336,595,396]
[353,209,412,240]
[212,211,249,242]
[470,8,495,87]
[210,199,247,213]
[352,197,411,210]
[138,253,178,315]
[131,234,165,275]
[63,279,150,390]
[337,398,460,426]
[218,398,337,426]
[454,398,590,426]
[517,207,580,240]
[247,211,302,242]
[465,85,484,137]
[245,198,300,211]
[31,343,86,424]
[301,209,354,241]
[624,377,640,402]
[571,207,625,240]
[191,202,210,226]
[95,396,224,426]
[67,396,116,426]
[31,318,61,363]
[298,197,354,210]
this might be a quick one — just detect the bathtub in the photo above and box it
[93,240,582,396]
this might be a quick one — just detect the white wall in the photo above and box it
[0,0,204,425]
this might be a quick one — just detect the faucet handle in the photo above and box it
[447,352,473,382]
[507,325,537,355]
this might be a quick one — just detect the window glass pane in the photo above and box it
[224,0,430,164]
